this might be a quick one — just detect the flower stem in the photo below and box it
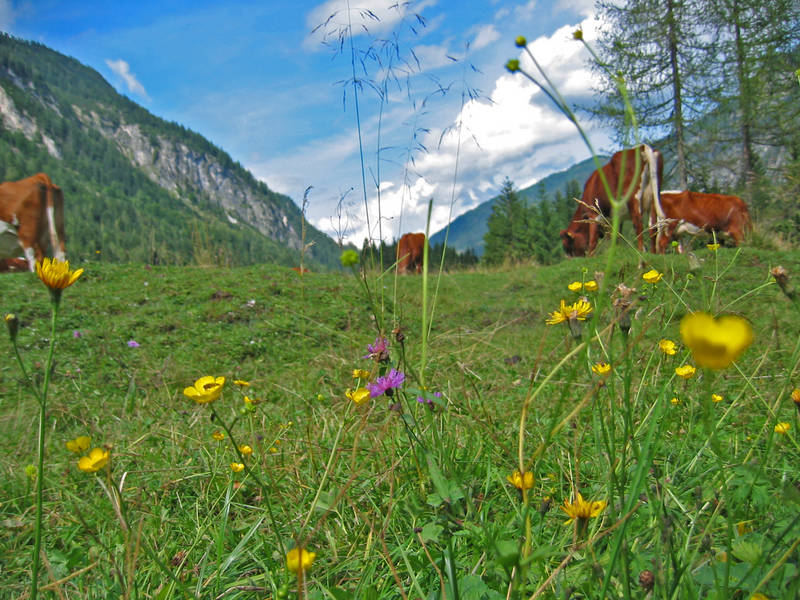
[31,299,60,600]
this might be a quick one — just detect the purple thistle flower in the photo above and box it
[367,368,405,398]
[364,336,388,359]
[127,340,140,348]
[73,330,82,338]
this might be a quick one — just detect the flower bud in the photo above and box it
[515,35,527,47]
[4,313,19,341]
[505,59,520,73]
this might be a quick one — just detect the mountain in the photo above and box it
[0,33,343,269]
[429,156,605,255]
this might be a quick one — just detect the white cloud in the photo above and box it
[105,59,149,99]
[471,24,500,50]
[0,0,15,31]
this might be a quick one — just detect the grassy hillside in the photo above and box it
[2,241,800,598]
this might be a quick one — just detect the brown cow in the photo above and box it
[560,145,664,257]
[0,173,66,271]
[657,190,751,252]
[396,232,426,274]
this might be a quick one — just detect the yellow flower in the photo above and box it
[243,395,254,405]
[642,269,662,284]
[658,339,677,356]
[507,470,534,490]
[791,388,800,408]
[346,387,370,405]
[675,364,697,379]
[352,369,371,379]
[36,257,84,291]
[680,312,753,370]
[269,446,278,453]
[183,376,225,404]
[230,462,245,473]
[66,435,91,453]
[568,281,583,292]
[234,379,250,387]
[545,299,592,325]
[670,397,682,406]
[774,422,790,435]
[583,280,598,292]
[750,593,769,600]
[561,493,606,525]
[591,362,611,377]
[707,243,720,251]
[4,313,19,341]
[286,547,316,574]
[711,393,723,403]
[78,447,110,473]
[239,444,253,456]
[212,431,225,441]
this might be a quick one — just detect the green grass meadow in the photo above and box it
[2,244,800,599]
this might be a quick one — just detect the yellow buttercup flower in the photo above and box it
[183,376,225,404]
[658,339,677,355]
[212,431,225,441]
[675,364,697,379]
[233,380,250,387]
[507,470,534,490]
[66,435,91,453]
[78,447,109,473]
[583,280,598,292]
[239,444,253,456]
[680,312,753,370]
[670,397,682,406]
[352,369,371,379]
[750,593,769,600]
[707,243,720,251]
[568,281,583,292]
[230,462,245,473]
[561,493,606,525]
[642,269,662,284]
[346,387,370,405]
[36,257,84,291]
[711,393,723,403]
[774,422,790,435]
[286,547,316,574]
[591,362,611,377]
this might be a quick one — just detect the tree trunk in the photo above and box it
[667,0,688,189]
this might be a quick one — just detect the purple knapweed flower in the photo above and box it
[127,340,140,348]
[364,336,389,359]
[367,368,405,398]
[417,391,442,405]
[73,330,82,338]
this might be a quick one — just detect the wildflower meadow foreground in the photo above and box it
[1,245,800,599]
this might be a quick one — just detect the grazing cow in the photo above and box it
[396,232,426,274]
[560,145,664,257]
[0,173,66,271]
[657,190,751,252]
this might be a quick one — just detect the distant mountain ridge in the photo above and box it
[430,156,605,255]
[0,33,343,268]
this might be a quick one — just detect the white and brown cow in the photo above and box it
[560,145,664,256]
[0,173,66,271]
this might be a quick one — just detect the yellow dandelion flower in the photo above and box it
[352,369,371,379]
[506,470,534,490]
[243,395,254,405]
[346,387,371,405]
[183,376,225,404]
[569,299,593,320]
[774,422,790,435]
[642,269,662,284]
[561,493,606,525]
[711,393,723,403]
[230,462,245,473]
[568,281,583,292]
[583,280,598,292]
[212,431,225,441]
[546,300,569,325]
[233,379,250,387]
[66,435,91,453]
[286,547,316,574]
[36,257,84,292]
[680,312,753,370]
[239,444,253,456]
[591,362,611,377]
[791,388,800,409]
[675,364,697,379]
[659,339,677,355]
[78,447,109,473]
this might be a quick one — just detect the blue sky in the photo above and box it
[1,0,611,244]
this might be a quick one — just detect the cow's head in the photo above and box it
[560,228,587,257]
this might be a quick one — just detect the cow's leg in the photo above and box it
[23,245,36,271]
[50,186,67,260]
[587,221,599,255]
